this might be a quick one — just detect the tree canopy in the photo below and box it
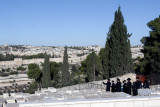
[140,16,160,84]
[101,7,133,78]
[61,46,70,86]
[80,52,103,82]
[42,53,51,88]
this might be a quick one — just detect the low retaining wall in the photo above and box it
[19,96,160,107]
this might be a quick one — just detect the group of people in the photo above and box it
[103,77,149,96]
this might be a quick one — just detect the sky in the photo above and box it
[0,0,160,47]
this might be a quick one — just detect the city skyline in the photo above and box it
[0,0,160,46]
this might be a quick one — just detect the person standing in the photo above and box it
[123,80,127,93]
[116,78,121,92]
[132,77,142,96]
[111,80,116,92]
[126,78,132,95]
[103,79,111,91]
[143,80,149,89]
[135,77,142,89]
[132,82,138,96]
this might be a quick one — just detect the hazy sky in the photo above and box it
[0,0,160,46]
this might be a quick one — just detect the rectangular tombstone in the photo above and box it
[16,98,26,103]
[48,87,57,93]
[66,90,72,94]
[6,103,19,107]
[15,93,23,98]
[3,93,9,98]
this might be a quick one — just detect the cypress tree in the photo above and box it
[61,46,70,86]
[99,37,110,79]
[104,7,133,77]
[42,53,51,88]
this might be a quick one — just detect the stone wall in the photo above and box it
[23,59,44,65]
[19,96,160,107]
[0,56,86,67]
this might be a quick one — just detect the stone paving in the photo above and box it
[1,84,160,107]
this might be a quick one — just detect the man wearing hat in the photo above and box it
[116,78,121,92]
[103,79,111,91]
[123,80,127,93]
[132,82,138,96]
[135,77,142,89]
[126,78,132,95]
[133,77,142,96]
[111,80,116,92]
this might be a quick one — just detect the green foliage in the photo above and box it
[103,7,133,78]
[10,71,18,75]
[140,16,160,84]
[50,62,62,88]
[42,53,51,88]
[26,82,38,94]
[70,65,82,85]
[27,63,42,89]
[71,65,77,73]
[21,53,52,59]
[6,68,11,72]
[68,46,86,50]
[99,46,109,79]
[27,64,42,80]
[133,57,146,74]
[77,53,86,57]
[80,52,103,82]
[17,66,26,71]
[0,54,15,61]
[0,53,52,61]
[61,46,70,86]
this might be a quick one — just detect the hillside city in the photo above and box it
[0,44,143,94]
[0,1,160,106]
[0,44,143,70]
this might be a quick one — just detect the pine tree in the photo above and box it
[141,16,160,84]
[82,52,103,82]
[104,7,133,77]
[42,53,51,88]
[61,46,70,86]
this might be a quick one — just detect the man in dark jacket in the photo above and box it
[116,78,121,92]
[135,77,142,89]
[126,78,132,95]
[132,82,138,96]
[132,77,142,96]
[111,80,116,92]
[123,80,127,93]
[143,80,149,88]
[103,79,111,91]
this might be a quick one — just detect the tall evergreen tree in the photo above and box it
[99,38,109,79]
[104,7,133,77]
[140,16,160,84]
[81,52,103,82]
[61,46,70,86]
[42,53,51,88]
[50,62,62,88]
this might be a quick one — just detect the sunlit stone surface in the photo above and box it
[1,85,160,107]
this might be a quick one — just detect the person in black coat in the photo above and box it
[132,82,138,96]
[116,78,121,92]
[103,79,111,91]
[126,78,132,95]
[143,80,149,88]
[135,77,142,89]
[111,80,116,92]
[123,80,127,93]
